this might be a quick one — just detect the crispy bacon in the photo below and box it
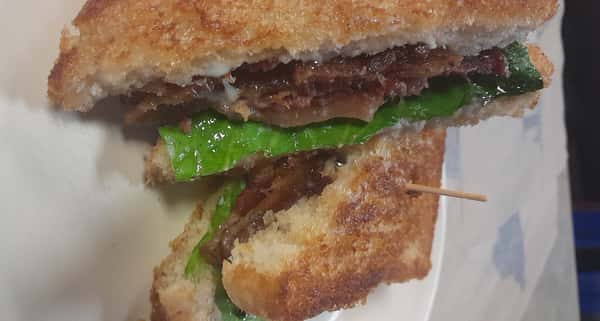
[200,152,336,265]
[126,45,506,126]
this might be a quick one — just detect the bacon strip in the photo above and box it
[126,45,506,127]
[200,152,337,265]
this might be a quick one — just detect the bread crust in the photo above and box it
[48,0,557,110]
[151,202,219,321]
[144,140,175,185]
[221,128,445,321]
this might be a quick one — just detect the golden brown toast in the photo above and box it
[48,0,557,111]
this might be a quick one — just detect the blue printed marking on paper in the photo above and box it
[444,128,461,180]
[522,108,542,147]
[493,212,526,288]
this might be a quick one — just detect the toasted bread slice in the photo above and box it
[48,0,556,111]
[150,128,445,321]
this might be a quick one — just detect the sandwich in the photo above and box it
[47,1,556,320]
[151,128,446,321]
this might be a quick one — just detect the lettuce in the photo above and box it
[470,42,544,103]
[160,42,543,182]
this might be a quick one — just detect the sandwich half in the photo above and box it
[47,1,557,321]
[151,128,446,321]
[47,0,555,185]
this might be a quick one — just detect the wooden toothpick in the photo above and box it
[406,183,487,202]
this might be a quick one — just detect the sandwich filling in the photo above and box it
[128,44,506,127]
[201,151,339,266]
[158,42,543,182]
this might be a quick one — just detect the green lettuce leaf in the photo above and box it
[470,42,544,103]
[160,77,471,181]
[160,42,543,181]
[184,179,245,279]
